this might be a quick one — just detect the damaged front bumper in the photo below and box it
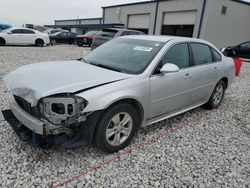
[1,96,88,148]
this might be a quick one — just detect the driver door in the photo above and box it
[149,43,192,119]
[5,29,23,45]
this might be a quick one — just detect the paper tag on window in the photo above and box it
[134,46,153,52]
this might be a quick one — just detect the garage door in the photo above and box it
[128,14,150,29]
[163,11,197,25]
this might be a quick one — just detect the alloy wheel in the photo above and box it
[106,112,133,146]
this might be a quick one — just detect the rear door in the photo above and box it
[21,29,36,44]
[187,43,220,106]
[5,29,23,44]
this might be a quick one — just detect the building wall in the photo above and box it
[55,20,79,26]
[155,0,202,36]
[80,19,101,25]
[200,0,250,48]
[55,18,101,26]
[104,2,156,34]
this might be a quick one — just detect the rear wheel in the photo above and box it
[35,39,44,47]
[51,39,56,46]
[77,41,83,47]
[94,103,139,153]
[206,80,226,109]
[0,38,6,46]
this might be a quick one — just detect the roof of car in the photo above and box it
[122,35,210,44]
[101,28,142,32]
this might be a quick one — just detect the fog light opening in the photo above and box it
[51,103,65,114]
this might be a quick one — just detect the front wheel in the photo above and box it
[94,103,139,153]
[206,80,226,109]
[0,38,6,46]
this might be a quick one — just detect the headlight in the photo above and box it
[39,95,88,125]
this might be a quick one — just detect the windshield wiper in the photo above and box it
[90,63,122,72]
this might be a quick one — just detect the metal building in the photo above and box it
[103,0,250,48]
[45,17,124,35]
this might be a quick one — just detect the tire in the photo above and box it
[0,38,6,46]
[35,39,44,47]
[51,39,56,46]
[94,103,139,153]
[77,41,83,47]
[206,80,226,109]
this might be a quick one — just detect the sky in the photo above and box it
[0,0,151,26]
[1,0,249,27]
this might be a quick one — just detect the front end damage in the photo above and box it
[2,93,99,148]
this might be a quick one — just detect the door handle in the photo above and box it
[184,73,192,79]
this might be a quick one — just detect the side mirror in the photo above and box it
[7,32,11,34]
[160,63,179,74]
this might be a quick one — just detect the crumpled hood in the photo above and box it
[3,60,132,106]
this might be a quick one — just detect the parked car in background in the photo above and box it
[222,42,250,59]
[50,31,77,45]
[91,28,145,50]
[44,29,68,35]
[0,24,12,32]
[2,36,234,153]
[76,31,98,47]
[0,27,50,47]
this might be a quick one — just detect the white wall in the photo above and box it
[104,2,156,34]
[201,0,250,48]
[155,0,202,36]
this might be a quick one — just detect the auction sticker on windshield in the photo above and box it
[134,46,153,52]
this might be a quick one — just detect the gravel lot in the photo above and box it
[0,45,249,188]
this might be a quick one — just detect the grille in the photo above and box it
[14,95,39,118]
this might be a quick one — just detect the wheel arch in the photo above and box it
[0,37,6,44]
[220,77,228,89]
[35,38,44,44]
[105,98,144,125]
[81,97,144,144]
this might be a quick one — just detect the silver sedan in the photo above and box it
[2,36,235,152]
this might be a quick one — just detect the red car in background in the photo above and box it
[76,31,98,47]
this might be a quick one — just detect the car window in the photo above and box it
[68,32,76,36]
[191,43,213,65]
[11,29,23,34]
[59,32,67,36]
[85,31,97,36]
[22,29,35,34]
[85,38,164,74]
[211,48,222,62]
[240,42,250,49]
[97,29,118,38]
[121,31,138,36]
[161,43,189,69]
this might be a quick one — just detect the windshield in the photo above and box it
[84,38,164,74]
[85,31,97,36]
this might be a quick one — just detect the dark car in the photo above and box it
[223,42,250,59]
[76,31,98,47]
[91,28,145,50]
[50,31,77,45]
[0,24,12,32]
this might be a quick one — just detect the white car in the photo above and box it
[0,27,50,47]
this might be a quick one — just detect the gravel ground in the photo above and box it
[0,45,249,188]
